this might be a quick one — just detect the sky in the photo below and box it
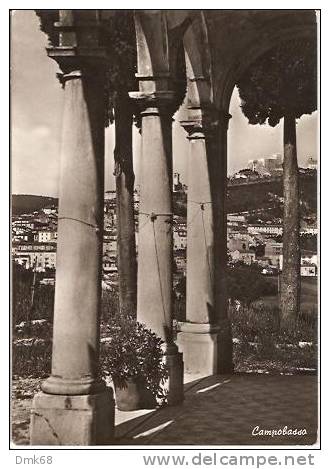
[11,10,318,197]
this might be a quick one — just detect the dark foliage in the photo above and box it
[12,263,55,325]
[227,263,277,308]
[101,11,138,127]
[300,233,317,252]
[228,172,316,215]
[100,314,168,402]
[12,338,52,378]
[237,39,317,126]
[230,303,317,373]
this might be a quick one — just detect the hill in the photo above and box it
[12,171,317,219]
[227,171,316,216]
[11,195,58,215]
[173,171,317,218]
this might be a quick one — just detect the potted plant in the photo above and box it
[100,314,168,411]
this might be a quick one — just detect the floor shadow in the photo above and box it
[115,374,318,446]
[115,375,206,440]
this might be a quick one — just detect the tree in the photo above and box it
[102,12,138,317]
[227,263,276,309]
[237,38,317,326]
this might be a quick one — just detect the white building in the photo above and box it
[104,190,116,201]
[174,229,187,250]
[301,251,317,266]
[227,214,246,223]
[13,245,57,271]
[277,251,317,276]
[103,255,117,273]
[173,172,183,192]
[247,153,282,174]
[42,206,57,215]
[230,249,256,265]
[247,224,283,236]
[34,230,57,243]
[306,156,317,170]
[12,218,35,230]
[301,264,317,277]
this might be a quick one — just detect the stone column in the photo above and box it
[30,33,115,444]
[176,108,233,376]
[130,91,184,405]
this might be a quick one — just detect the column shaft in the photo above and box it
[42,70,105,395]
[130,91,184,405]
[137,107,173,342]
[30,13,114,445]
[177,111,233,375]
[186,132,214,323]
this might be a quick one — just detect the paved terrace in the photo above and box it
[12,373,318,446]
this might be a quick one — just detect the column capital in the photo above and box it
[47,46,107,82]
[43,10,107,81]
[180,107,231,139]
[129,90,176,117]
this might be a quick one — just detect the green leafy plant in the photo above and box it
[100,314,168,403]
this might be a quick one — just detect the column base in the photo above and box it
[164,346,184,406]
[30,388,115,446]
[176,321,233,377]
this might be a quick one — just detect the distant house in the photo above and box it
[40,278,55,286]
[12,242,57,271]
[232,168,260,181]
[306,156,317,170]
[300,219,317,235]
[12,218,35,230]
[34,230,57,243]
[104,190,116,201]
[264,241,282,264]
[103,233,117,254]
[42,206,57,215]
[227,214,246,223]
[230,249,256,265]
[248,154,282,175]
[227,213,247,230]
[248,224,283,236]
[257,257,275,268]
[173,173,183,192]
[277,250,317,275]
[228,237,252,252]
[174,250,186,272]
[103,255,117,273]
[173,228,187,250]
[301,250,317,267]
[301,264,317,277]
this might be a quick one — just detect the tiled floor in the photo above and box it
[12,374,318,446]
[116,374,318,446]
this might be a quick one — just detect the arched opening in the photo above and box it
[225,33,317,374]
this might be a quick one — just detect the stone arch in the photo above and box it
[214,11,317,112]
[180,11,214,111]
[170,10,317,115]
[133,11,171,93]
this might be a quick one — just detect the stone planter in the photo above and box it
[114,378,156,411]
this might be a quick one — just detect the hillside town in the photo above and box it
[11,9,319,448]
[12,155,318,290]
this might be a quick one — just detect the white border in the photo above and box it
[2,2,328,466]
